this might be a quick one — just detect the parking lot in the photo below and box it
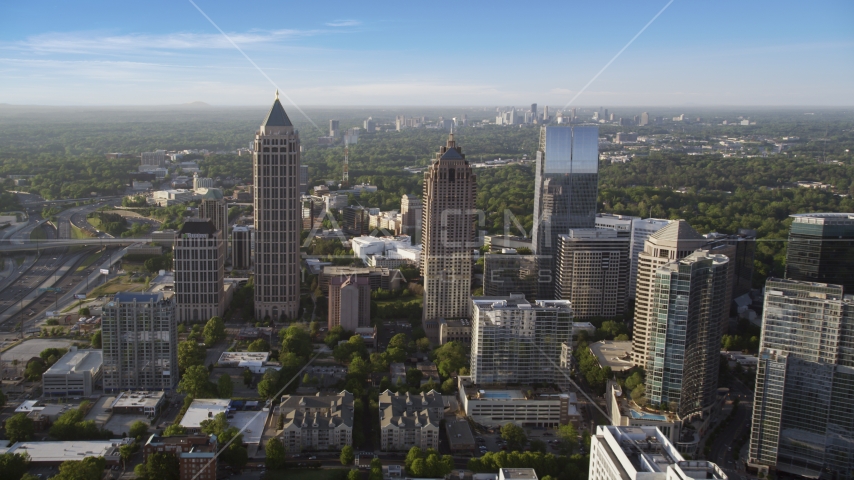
[470,426,568,456]
[377,320,414,350]
[1,337,74,364]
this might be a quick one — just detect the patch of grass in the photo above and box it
[76,251,102,273]
[14,256,24,266]
[89,276,145,298]
[87,217,102,229]
[30,226,47,240]
[71,224,91,240]
[375,296,423,307]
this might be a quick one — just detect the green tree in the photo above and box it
[0,452,30,480]
[257,368,281,399]
[415,337,431,352]
[5,414,34,443]
[625,371,645,391]
[404,446,423,472]
[177,340,206,372]
[388,333,410,351]
[281,325,313,358]
[177,365,212,398]
[433,341,468,377]
[218,373,234,398]
[200,413,229,436]
[24,358,47,381]
[203,316,226,345]
[119,443,134,469]
[265,438,286,469]
[53,456,106,480]
[162,424,187,436]
[134,452,179,480]
[91,330,102,348]
[529,439,547,453]
[218,427,249,469]
[340,445,355,465]
[78,307,90,316]
[348,469,361,480]
[129,420,149,440]
[441,378,456,394]
[242,368,253,387]
[247,338,270,352]
[500,423,527,450]
[348,356,370,378]
[557,423,578,455]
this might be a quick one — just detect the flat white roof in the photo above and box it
[228,411,267,444]
[111,391,165,409]
[218,352,270,364]
[4,440,125,463]
[44,348,102,376]
[16,400,40,413]
[180,399,231,429]
[589,340,634,372]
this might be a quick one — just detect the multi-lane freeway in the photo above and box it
[0,197,124,332]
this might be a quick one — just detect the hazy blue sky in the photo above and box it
[1,0,852,106]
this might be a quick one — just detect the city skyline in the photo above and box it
[1,1,852,106]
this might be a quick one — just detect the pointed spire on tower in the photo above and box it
[275,89,279,100]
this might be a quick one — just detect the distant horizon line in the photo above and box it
[1,103,852,110]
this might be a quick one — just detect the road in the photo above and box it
[708,378,754,480]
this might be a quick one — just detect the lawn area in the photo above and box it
[71,224,91,239]
[263,469,349,480]
[76,251,103,273]
[29,226,47,240]
[14,256,24,266]
[375,296,423,307]
[87,217,102,229]
[89,276,145,298]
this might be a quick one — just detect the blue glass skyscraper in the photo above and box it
[532,125,599,295]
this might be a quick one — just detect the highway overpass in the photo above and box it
[0,237,152,252]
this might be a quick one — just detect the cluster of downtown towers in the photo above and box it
[109,97,854,478]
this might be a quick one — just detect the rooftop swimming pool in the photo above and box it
[629,410,667,421]
[478,391,523,400]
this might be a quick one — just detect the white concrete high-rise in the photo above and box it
[470,294,573,385]
[421,133,477,343]
[253,93,302,321]
[589,425,727,480]
[102,292,178,392]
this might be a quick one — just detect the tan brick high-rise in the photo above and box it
[253,93,301,322]
[421,133,477,343]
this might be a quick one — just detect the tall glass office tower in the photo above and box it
[749,278,854,478]
[532,125,599,296]
[785,213,854,291]
[646,251,730,419]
